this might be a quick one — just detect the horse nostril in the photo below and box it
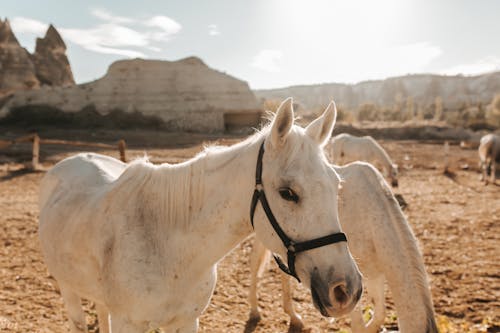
[332,283,349,305]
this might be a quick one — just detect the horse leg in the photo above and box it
[281,272,304,331]
[59,286,88,333]
[96,303,110,333]
[490,160,496,184]
[365,276,386,333]
[350,303,368,333]
[109,315,147,333]
[350,276,385,333]
[248,239,270,322]
[172,319,199,333]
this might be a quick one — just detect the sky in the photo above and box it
[3,0,500,89]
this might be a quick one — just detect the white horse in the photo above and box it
[329,133,399,187]
[249,162,438,333]
[478,133,500,184]
[38,98,363,333]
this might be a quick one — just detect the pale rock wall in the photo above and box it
[2,57,262,132]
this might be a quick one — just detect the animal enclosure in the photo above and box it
[0,134,498,332]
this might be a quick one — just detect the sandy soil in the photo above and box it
[0,134,499,332]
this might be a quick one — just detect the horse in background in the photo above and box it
[329,133,399,187]
[249,162,438,333]
[478,133,500,184]
[38,98,362,333]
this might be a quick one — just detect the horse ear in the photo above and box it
[269,97,294,148]
[305,101,337,147]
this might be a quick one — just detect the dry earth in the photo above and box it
[0,132,499,332]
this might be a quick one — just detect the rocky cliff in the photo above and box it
[1,57,262,132]
[0,19,39,94]
[255,72,500,111]
[0,19,74,96]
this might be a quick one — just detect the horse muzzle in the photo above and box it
[310,272,362,317]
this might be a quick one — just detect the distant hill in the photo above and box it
[254,72,500,111]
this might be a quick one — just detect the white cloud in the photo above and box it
[144,16,182,41]
[251,49,283,72]
[208,24,220,36]
[60,25,147,58]
[91,8,135,24]
[10,17,48,35]
[10,9,181,58]
[440,56,500,76]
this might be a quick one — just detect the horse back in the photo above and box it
[39,153,126,211]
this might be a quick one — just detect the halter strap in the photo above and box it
[250,141,347,282]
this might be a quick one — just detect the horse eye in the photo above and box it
[279,187,299,203]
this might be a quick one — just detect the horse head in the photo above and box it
[252,98,362,317]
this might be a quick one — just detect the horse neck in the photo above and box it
[374,189,437,331]
[341,164,436,331]
[153,136,262,268]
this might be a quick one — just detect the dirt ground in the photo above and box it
[0,131,499,332]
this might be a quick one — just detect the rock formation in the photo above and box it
[0,19,74,96]
[0,19,39,95]
[1,57,262,132]
[255,72,500,112]
[32,24,74,86]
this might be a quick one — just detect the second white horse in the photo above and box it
[329,133,399,187]
[249,162,437,333]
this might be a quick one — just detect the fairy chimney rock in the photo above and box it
[0,18,20,45]
[33,24,75,86]
[0,18,40,95]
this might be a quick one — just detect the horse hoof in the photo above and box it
[249,310,261,323]
[289,316,304,332]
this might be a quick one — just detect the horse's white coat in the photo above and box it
[39,99,362,333]
[329,133,399,187]
[249,162,437,333]
[478,133,500,184]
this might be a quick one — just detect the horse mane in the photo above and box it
[109,128,267,231]
[107,118,333,232]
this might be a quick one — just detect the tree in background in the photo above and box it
[416,104,425,121]
[357,102,377,121]
[486,93,500,128]
[405,96,414,121]
[434,96,443,121]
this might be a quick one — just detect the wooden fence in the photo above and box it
[0,134,127,170]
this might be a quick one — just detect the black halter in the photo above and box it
[250,141,348,282]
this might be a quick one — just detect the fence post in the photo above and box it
[31,134,40,170]
[118,139,127,163]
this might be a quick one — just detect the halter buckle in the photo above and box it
[255,184,263,191]
[287,241,296,252]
